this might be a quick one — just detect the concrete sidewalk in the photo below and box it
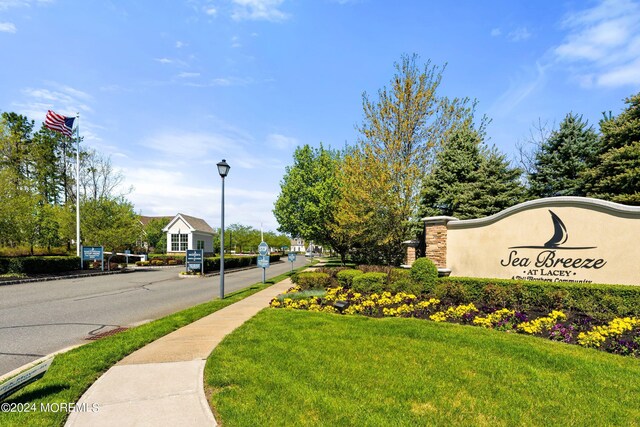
[65,277,295,427]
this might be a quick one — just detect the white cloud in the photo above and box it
[209,76,253,86]
[15,83,104,145]
[490,28,501,37]
[231,0,289,22]
[0,22,16,33]
[177,72,200,78]
[155,58,173,64]
[0,0,52,11]
[488,62,548,117]
[554,0,640,88]
[508,27,531,42]
[204,6,217,15]
[267,133,298,150]
[598,56,640,86]
[175,41,185,48]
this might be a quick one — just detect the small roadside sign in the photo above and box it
[288,252,296,272]
[0,357,53,401]
[257,254,270,268]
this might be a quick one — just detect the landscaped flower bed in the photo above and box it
[270,284,640,358]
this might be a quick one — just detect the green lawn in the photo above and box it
[0,268,305,427]
[206,309,640,426]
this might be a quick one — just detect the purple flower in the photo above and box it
[515,312,528,322]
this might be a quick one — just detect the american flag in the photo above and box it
[45,110,75,137]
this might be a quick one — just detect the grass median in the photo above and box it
[206,309,640,426]
[0,267,308,427]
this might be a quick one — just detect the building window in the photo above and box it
[197,240,205,250]
[171,234,188,251]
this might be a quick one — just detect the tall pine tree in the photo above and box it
[584,92,640,205]
[421,125,524,219]
[528,113,599,198]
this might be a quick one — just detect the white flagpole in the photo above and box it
[75,113,81,257]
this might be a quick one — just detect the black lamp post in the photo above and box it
[217,159,230,299]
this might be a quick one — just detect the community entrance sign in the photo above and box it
[81,246,104,271]
[415,197,640,286]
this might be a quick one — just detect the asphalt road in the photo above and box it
[0,257,309,377]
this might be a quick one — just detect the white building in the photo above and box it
[290,237,305,253]
[163,213,215,255]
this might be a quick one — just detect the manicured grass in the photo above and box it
[0,268,304,427]
[206,309,640,426]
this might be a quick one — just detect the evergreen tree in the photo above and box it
[421,126,483,219]
[584,93,640,205]
[421,126,524,219]
[528,113,599,198]
[472,146,525,216]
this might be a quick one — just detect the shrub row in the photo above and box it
[0,256,80,274]
[139,255,281,272]
[294,257,640,320]
[436,277,640,320]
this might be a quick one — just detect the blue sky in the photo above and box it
[1,0,639,232]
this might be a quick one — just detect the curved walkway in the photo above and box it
[65,277,295,426]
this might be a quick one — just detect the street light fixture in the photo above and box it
[217,159,230,299]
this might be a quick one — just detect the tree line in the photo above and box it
[274,54,640,265]
[0,112,140,254]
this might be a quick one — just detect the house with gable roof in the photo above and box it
[163,213,216,255]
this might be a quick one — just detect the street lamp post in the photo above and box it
[217,159,230,299]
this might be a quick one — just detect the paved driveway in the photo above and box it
[0,258,308,377]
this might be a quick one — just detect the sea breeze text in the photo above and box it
[500,250,607,269]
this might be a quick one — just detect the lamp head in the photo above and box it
[217,159,230,178]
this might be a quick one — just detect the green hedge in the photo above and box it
[352,272,388,294]
[292,272,332,290]
[437,277,640,320]
[0,256,80,274]
[336,269,363,288]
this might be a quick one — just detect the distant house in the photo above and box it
[290,237,305,253]
[163,213,216,255]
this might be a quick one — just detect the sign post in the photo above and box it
[257,241,269,283]
[124,249,131,265]
[186,249,204,275]
[288,252,296,272]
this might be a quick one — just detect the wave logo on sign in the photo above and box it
[509,210,596,250]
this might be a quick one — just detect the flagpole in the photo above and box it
[75,113,81,257]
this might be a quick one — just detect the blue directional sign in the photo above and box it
[288,252,296,262]
[257,254,270,268]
